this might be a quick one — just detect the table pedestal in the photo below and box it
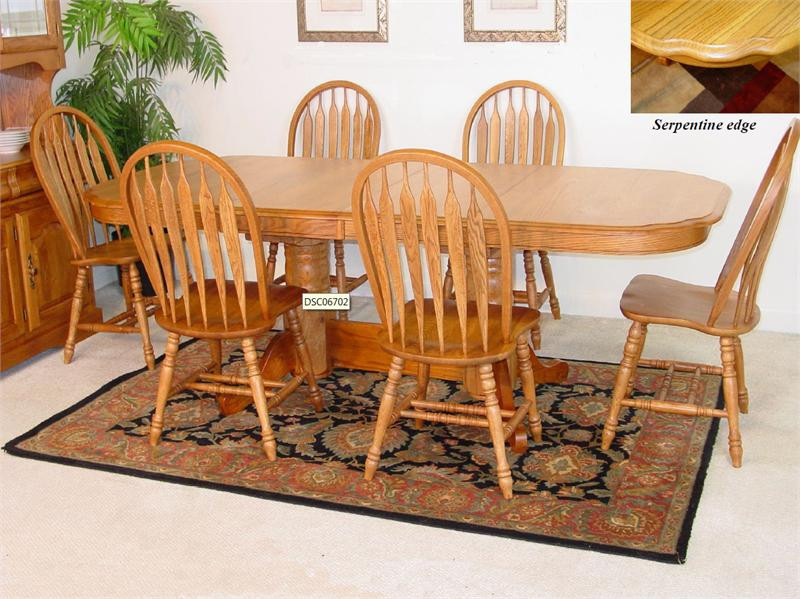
[218,243,569,442]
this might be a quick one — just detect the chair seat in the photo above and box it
[71,237,140,266]
[379,299,539,365]
[155,280,305,339]
[620,274,760,336]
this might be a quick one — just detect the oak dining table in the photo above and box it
[86,155,730,452]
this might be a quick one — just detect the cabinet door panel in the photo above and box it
[17,195,77,329]
[1,216,25,342]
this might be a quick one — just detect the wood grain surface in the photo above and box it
[632,0,800,67]
[87,155,730,255]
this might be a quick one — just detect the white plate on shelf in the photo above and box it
[0,127,31,153]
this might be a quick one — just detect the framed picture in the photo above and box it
[297,0,388,42]
[464,0,566,42]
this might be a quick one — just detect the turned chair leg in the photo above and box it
[414,363,431,429]
[365,355,405,481]
[333,240,348,321]
[720,337,744,467]
[733,337,749,414]
[242,337,278,461]
[64,266,89,364]
[602,321,647,450]
[443,259,454,299]
[286,308,325,411]
[516,335,542,443]
[150,332,181,446]
[129,263,155,370]
[538,250,560,320]
[478,363,514,499]
[265,242,279,283]
[208,339,222,374]
[120,264,133,312]
[522,250,542,350]
[625,323,648,397]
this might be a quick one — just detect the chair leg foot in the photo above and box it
[129,263,155,370]
[364,356,404,481]
[64,267,89,365]
[516,336,542,443]
[286,308,325,412]
[601,322,646,450]
[721,337,744,468]
[242,337,279,461]
[479,363,514,499]
[262,437,278,462]
[150,332,180,446]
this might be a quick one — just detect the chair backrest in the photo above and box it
[120,141,270,332]
[710,119,800,328]
[462,80,565,166]
[352,149,514,356]
[287,80,381,160]
[30,106,121,259]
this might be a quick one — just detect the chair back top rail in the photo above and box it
[120,141,270,332]
[352,149,514,356]
[30,105,121,259]
[711,118,799,328]
[462,80,565,167]
[288,80,381,160]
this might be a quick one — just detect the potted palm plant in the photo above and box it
[57,0,228,294]
[58,0,228,165]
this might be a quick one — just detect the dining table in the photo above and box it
[86,155,730,452]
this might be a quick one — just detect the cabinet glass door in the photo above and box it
[1,0,49,37]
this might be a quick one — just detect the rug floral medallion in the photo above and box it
[4,337,722,563]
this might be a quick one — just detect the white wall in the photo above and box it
[56,0,800,333]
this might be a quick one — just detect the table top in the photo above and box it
[87,155,730,255]
[632,0,800,66]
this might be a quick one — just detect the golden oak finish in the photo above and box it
[0,3,98,370]
[602,120,799,468]
[30,106,155,368]
[353,149,543,499]
[284,81,380,318]
[84,155,730,398]
[0,0,65,71]
[463,80,566,348]
[120,141,324,458]
[87,156,730,254]
[632,0,800,68]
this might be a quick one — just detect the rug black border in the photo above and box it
[3,345,723,565]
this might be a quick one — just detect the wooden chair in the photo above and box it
[601,119,800,468]
[119,141,324,459]
[461,80,566,349]
[30,106,156,368]
[266,80,381,319]
[351,149,543,499]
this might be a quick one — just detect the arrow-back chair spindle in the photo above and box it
[30,106,155,369]
[352,149,543,499]
[120,141,324,460]
[461,80,567,349]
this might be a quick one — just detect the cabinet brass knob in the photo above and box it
[27,254,38,289]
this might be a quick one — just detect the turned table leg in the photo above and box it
[282,238,331,377]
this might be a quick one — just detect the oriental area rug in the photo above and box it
[4,337,723,564]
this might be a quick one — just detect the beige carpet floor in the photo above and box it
[1,286,798,598]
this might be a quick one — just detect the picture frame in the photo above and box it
[297,0,388,42]
[464,0,566,42]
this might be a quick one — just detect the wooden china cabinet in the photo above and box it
[1,0,101,370]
